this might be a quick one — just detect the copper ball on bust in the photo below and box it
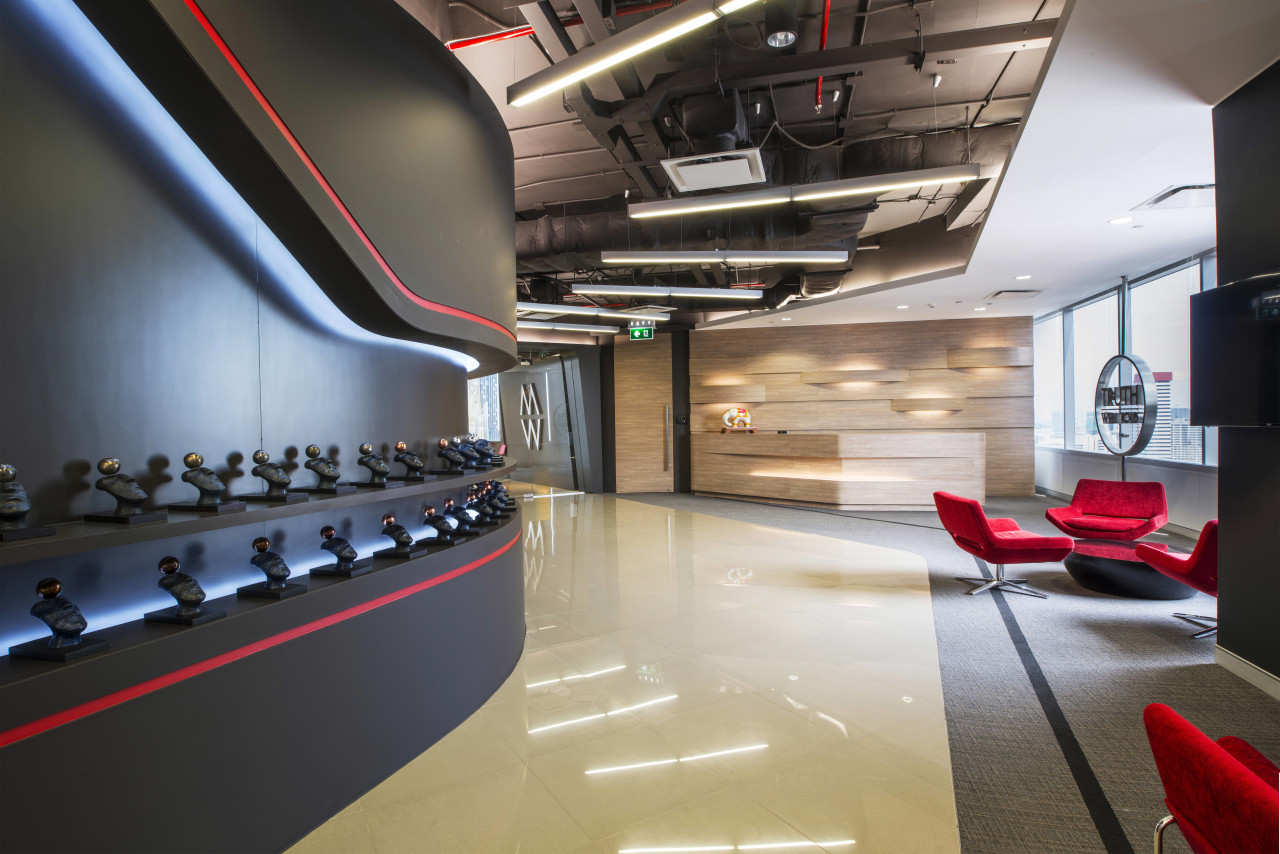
[438,438,449,448]
[252,536,270,553]
[183,452,204,469]
[36,577,62,598]
[0,464,15,483]
[382,513,395,525]
[252,450,269,465]
[305,445,321,459]
[425,506,436,516]
[395,441,408,452]
[321,525,336,539]
[158,555,181,574]
[97,458,121,476]
[359,443,373,455]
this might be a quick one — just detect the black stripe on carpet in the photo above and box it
[972,555,1135,854]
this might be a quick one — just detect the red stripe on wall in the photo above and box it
[182,0,516,344]
[0,533,521,749]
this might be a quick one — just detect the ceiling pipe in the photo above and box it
[814,0,832,113]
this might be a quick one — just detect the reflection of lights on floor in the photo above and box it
[528,694,678,734]
[586,743,768,775]
[527,664,626,689]
[620,844,857,853]
[522,490,585,500]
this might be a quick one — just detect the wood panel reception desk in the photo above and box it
[692,432,985,510]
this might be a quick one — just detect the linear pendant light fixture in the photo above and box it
[517,320,621,334]
[599,250,848,266]
[572,283,764,299]
[516,301,670,322]
[627,164,983,219]
[508,0,763,107]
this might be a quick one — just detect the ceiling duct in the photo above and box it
[800,270,845,298]
[680,89,748,155]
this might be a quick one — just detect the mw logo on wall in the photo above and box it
[519,382,545,450]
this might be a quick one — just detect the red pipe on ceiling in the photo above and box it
[447,0,677,51]
[814,0,832,111]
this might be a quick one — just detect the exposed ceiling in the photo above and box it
[401,0,1280,335]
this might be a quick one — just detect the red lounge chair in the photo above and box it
[1046,478,1169,540]
[1136,521,1219,637]
[934,491,1075,599]
[1143,703,1279,854]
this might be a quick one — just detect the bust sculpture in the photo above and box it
[250,450,291,499]
[466,488,497,520]
[157,555,207,618]
[452,436,482,462]
[393,441,427,478]
[320,525,358,571]
[0,464,44,535]
[180,453,227,506]
[422,505,456,539]
[443,497,473,532]
[357,443,392,486]
[93,458,152,516]
[380,513,414,557]
[304,444,344,490]
[473,436,500,458]
[30,577,88,649]
[437,438,468,471]
[250,536,291,589]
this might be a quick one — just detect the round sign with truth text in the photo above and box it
[1094,354,1157,456]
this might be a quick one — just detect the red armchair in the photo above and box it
[1046,479,1169,540]
[934,491,1075,599]
[1136,521,1219,638]
[1143,703,1279,854]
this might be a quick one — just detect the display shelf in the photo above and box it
[0,507,520,694]
[0,464,513,567]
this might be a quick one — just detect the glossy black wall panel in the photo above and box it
[1210,59,1280,679]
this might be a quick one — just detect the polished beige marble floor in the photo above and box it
[288,487,959,854]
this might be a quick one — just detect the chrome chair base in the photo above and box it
[1173,613,1217,638]
[1154,814,1175,853]
[956,564,1047,599]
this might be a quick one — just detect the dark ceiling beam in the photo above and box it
[572,0,644,98]
[519,1,662,197]
[610,19,1058,122]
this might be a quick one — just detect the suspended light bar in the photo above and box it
[516,301,670,322]
[627,164,983,219]
[516,320,620,334]
[507,0,763,107]
[573,283,764,299]
[599,250,848,266]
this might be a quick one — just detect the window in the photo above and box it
[467,374,502,440]
[1034,315,1064,447]
[1070,293,1118,451]
[1131,265,1200,462]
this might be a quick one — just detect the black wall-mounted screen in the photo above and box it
[1190,273,1280,426]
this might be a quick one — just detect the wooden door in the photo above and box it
[614,335,674,492]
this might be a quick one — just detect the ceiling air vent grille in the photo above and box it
[660,148,767,193]
[1135,184,1215,210]
[985,290,1041,299]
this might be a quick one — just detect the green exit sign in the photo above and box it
[629,326,654,340]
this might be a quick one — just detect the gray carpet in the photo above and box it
[618,492,1280,854]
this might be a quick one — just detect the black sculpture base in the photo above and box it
[470,517,501,527]
[414,535,458,548]
[311,558,374,578]
[166,501,247,514]
[237,581,307,599]
[145,605,228,626]
[387,474,437,483]
[373,545,421,560]
[9,635,110,663]
[355,481,404,490]
[0,524,57,541]
[427,469,465,476]
[294,484,359,496]
[241,493,309,504]
[84,510,167,525]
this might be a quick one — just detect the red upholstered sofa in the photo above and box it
[1046,479,1168,541]
[1144,703,1279,854]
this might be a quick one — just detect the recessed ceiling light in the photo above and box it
[781,317,792,321]
[973,306,987,311]
[1108,216,1133,225]
[896,305,909,309]
[1015,275,1032,280]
